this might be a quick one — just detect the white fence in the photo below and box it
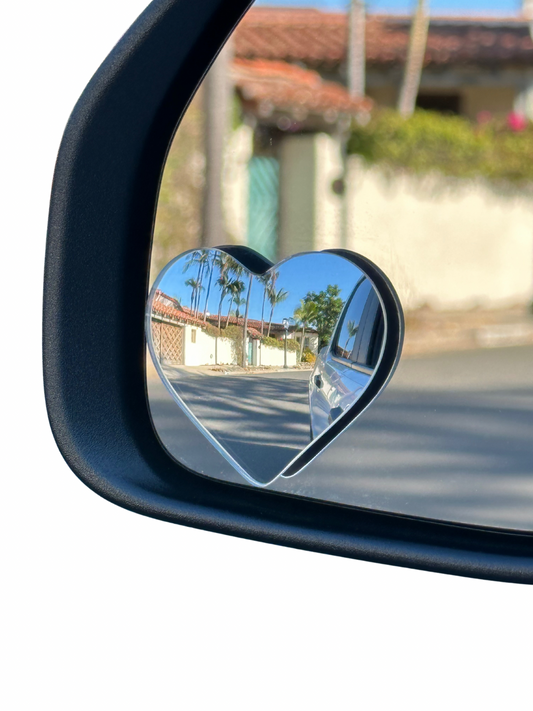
[253,340,297,367]
[182,325,297,368]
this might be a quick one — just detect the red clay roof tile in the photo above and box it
[234,9,533,67]
[232,58,372,117]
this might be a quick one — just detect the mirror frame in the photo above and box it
[43,0,533,583]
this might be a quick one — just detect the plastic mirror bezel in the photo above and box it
[43,0,533,583]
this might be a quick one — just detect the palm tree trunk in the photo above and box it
[225,296,234,327]
[203,261,214,322]
[242,274,253,367]
[217,293,225,330]
[397,0,429,118]
[195,262,205,317]
[267,304,274,338]
[260,288,267,336]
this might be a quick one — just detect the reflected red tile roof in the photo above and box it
[152,301,318,339]
[153,290,318,338]
[152,299,264,339]
[232,58,372,117]
[234,9,533,67]
[152,300,207,328]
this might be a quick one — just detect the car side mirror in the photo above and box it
[44,0,533,584]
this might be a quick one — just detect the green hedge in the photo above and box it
[261,336,300,352]
[348,109,533,186]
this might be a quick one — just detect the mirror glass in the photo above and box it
[148,2,533,530]
[147,248,391,485]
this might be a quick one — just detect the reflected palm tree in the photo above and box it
[214,252,237,328]
[216,272,232,329]
[202,251,217,322]
[225,278,245,327]
[183,249,211,318]
[258,272,276,337]
[194,250,210,317]
[293,299,318,361]
[182,250,201,275]
[344,320,359,356]
[232,296,247,320]
[267,287,289,337]
[185,277,203,314]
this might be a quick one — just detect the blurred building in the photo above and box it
[235,8,533,120]
[218,8,533,315]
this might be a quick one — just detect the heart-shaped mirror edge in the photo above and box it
[147,246,404,487]
[146,247,270,488]
[280,248,405,478]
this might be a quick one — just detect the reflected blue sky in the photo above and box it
[157,252,363,326]
[256,0,521,17]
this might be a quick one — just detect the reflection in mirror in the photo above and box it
[147,249,389,485]
[148,2,533,529]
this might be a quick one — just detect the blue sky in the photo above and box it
[158,252,363,327]
[256,0,522,17]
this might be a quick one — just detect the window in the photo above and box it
[416,93,461,115]
[333,279,384,369]
[191,329,197,344]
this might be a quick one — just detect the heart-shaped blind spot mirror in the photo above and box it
[146,247,403,486]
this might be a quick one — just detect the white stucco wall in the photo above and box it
[214,338,234,365]
[346,157,533,310]
[256,342,297,367]
[236,127,533,313]
[183,326,234,366]
[276,132,533,311]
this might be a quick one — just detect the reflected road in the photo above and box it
[158,367,310,484]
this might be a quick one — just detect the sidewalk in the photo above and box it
[145,352,314,380]
[403,305,533,356]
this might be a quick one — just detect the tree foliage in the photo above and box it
[293,299,319,361]
[303,285,343,349]
[152,93,204,283]
[348,109,533,186]
[261,336,299,352]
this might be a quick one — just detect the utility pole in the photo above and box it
[242,274,253,368]
[283,318,289,369]
[202,39,234,248]
[397,0,429,118]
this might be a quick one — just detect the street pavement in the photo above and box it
[147,345,533,530]
[154,366,310,484]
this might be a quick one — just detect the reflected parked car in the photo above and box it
[309,277,385,440]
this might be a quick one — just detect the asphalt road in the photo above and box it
[147,345,533,530]
[156,367,311,484]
